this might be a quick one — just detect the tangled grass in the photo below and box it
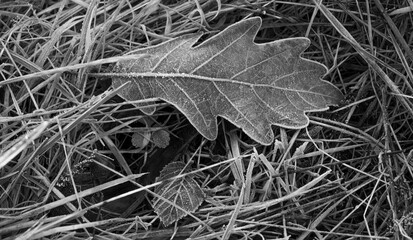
[1,0,413,239]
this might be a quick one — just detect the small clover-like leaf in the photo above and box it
[152,129,170,148]
[131,131,151,148]
[152,161,205,226]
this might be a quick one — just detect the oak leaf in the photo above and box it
[111,17,343,145]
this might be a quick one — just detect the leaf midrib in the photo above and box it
[112,72,331,97]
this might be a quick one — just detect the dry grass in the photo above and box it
[1,0,413,239]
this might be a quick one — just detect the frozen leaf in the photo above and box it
[152,161,205,226]
[111,17,343,145]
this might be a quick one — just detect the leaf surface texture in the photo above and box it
[111,17,343,145]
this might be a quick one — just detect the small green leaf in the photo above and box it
[152,161,205,226]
